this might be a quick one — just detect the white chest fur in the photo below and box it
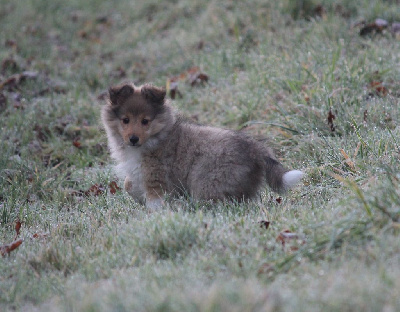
[114,147,145,202]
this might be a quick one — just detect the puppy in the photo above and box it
[101,82,303,210]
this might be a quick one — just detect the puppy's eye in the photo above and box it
[122,118,129,124]
[141,119,149,125]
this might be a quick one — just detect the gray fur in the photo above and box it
[102,82,302,208]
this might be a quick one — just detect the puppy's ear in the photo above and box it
[109,84,134,106]
[141,84,166,104]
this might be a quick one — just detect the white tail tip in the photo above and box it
[283,170,304,189]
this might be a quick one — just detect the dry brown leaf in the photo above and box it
[197,40,204,50]
[0,71,39,91]
[0,92,7,113]
[70,183,106,197]
[187,67,209,86]
[189,72,209,86]
[327,109,336,132]
[109,181,121,195]
[368,81,388,97]
[72,140,82,148]
[314,4,326,18]
[32,232,49,239]
[1,238,23,257]
[276,230,305,252]
[15,219,22,239]
[166,66,209,98]
[166,78,182,99]
[85,184,105,197]
[276,230,298,246]
[34,86,67,97]
[258,220,270,230]
[360,19,388,36]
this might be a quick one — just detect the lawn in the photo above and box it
[0,0,399,311]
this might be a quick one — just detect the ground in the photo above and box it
[0,0,399,311]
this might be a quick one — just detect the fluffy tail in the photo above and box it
[282,170,304,190]
[265,157,304,193]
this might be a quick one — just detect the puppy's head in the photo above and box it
[106,82,167,147]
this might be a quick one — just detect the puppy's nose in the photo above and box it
[129,135,139,145]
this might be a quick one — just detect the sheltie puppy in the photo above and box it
[101,82,303,210]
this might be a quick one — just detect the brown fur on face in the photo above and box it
[106,83,168,147]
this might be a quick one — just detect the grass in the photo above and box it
[1,0,399,311]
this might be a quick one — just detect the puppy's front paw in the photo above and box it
[146,198,164,211]
[124,176,145,204]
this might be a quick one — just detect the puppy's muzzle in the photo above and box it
[129,135,139,146]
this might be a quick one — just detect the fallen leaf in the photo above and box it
[34,85,67,97]
[276,230,306,251]
[15,219,22,239]
[187,67,209,86]
[70,183,106,198]
[0,71,39,91]
[302,91,310,103]
[96,16,111,24]
[276,230,305,252]
[85,184,105,197]
[109,181,121,194]
[360,18,388,36]
[0,92,7,113]
[259,220,270,230]
[189,72,209,86]
[32,232,49,239]
[166,78,182,99]
[166,66,209,98]
[327,109,336,132]
[276,230,299,246]
[368,81,388,97]
[72,140,82,148]
[1,238,23,257]
[313,4,326,18]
